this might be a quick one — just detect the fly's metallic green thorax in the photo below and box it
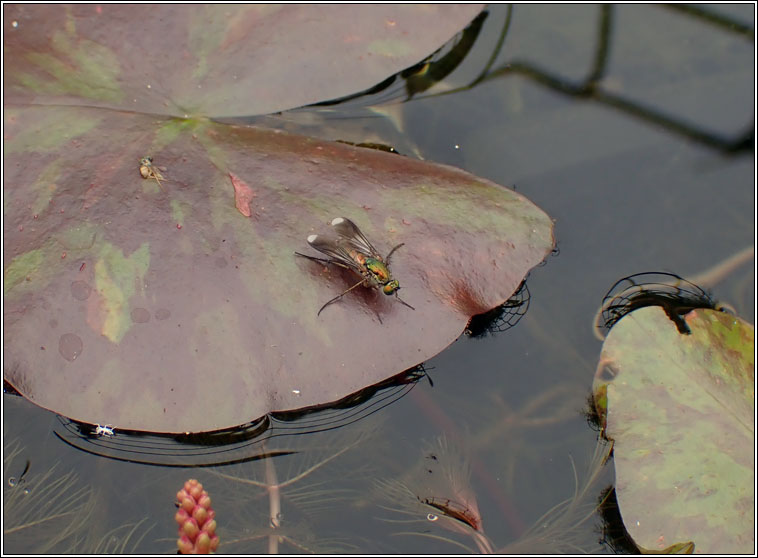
[295,217,415,317]
[364,258,392,286]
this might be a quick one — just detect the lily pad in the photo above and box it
[593,307,754,553]
[3,109,554,433]
[3,4,554,433]
[3,4,485,117]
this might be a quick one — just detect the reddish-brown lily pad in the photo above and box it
[3,4,484,117]
[3,4,554,433]
[593,307,754,554]
[4,110,553,433]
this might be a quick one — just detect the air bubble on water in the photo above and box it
[427,513,438,521]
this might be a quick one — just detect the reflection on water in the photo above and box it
[51,366,428,467]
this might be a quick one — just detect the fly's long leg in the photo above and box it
[294,251,331,264]
[294,252,354,271]
[384,243,414,310]
[395,294,415,310]
[385,243,405,264]
[317,278,368,316]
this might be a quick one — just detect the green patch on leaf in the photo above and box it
[5,111,101,155]
[94,242,151,343]
[367,39,414,58]
[4,250,44,296]
[170,199,186,227]
[22,29,122,103]
[153,118,205,151]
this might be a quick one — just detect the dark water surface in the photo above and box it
[3,4,754,553]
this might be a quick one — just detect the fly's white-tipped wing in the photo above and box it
[330,217,380,258]
[307,233,363,271]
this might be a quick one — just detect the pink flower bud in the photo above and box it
[195,532,211,554]
[183,517,199,540]
[176,479,218,554]
[181,497,195,513]
[193,505,208,525]
[189,482,204,500]
[175,508,190,525]
[177,535,193,554]
[204,519,217,536]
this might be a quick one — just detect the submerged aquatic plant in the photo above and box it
[375,435,612,554]
[3,439,98,554]
[175,479,219,554]
[208,428,373,553]
[375,435,495,554]
[499,438,612,553]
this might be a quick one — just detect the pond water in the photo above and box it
[3,4,754,553]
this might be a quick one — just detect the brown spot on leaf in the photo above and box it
[229,172,255,217]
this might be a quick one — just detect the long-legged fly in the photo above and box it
[295,217,415,317]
